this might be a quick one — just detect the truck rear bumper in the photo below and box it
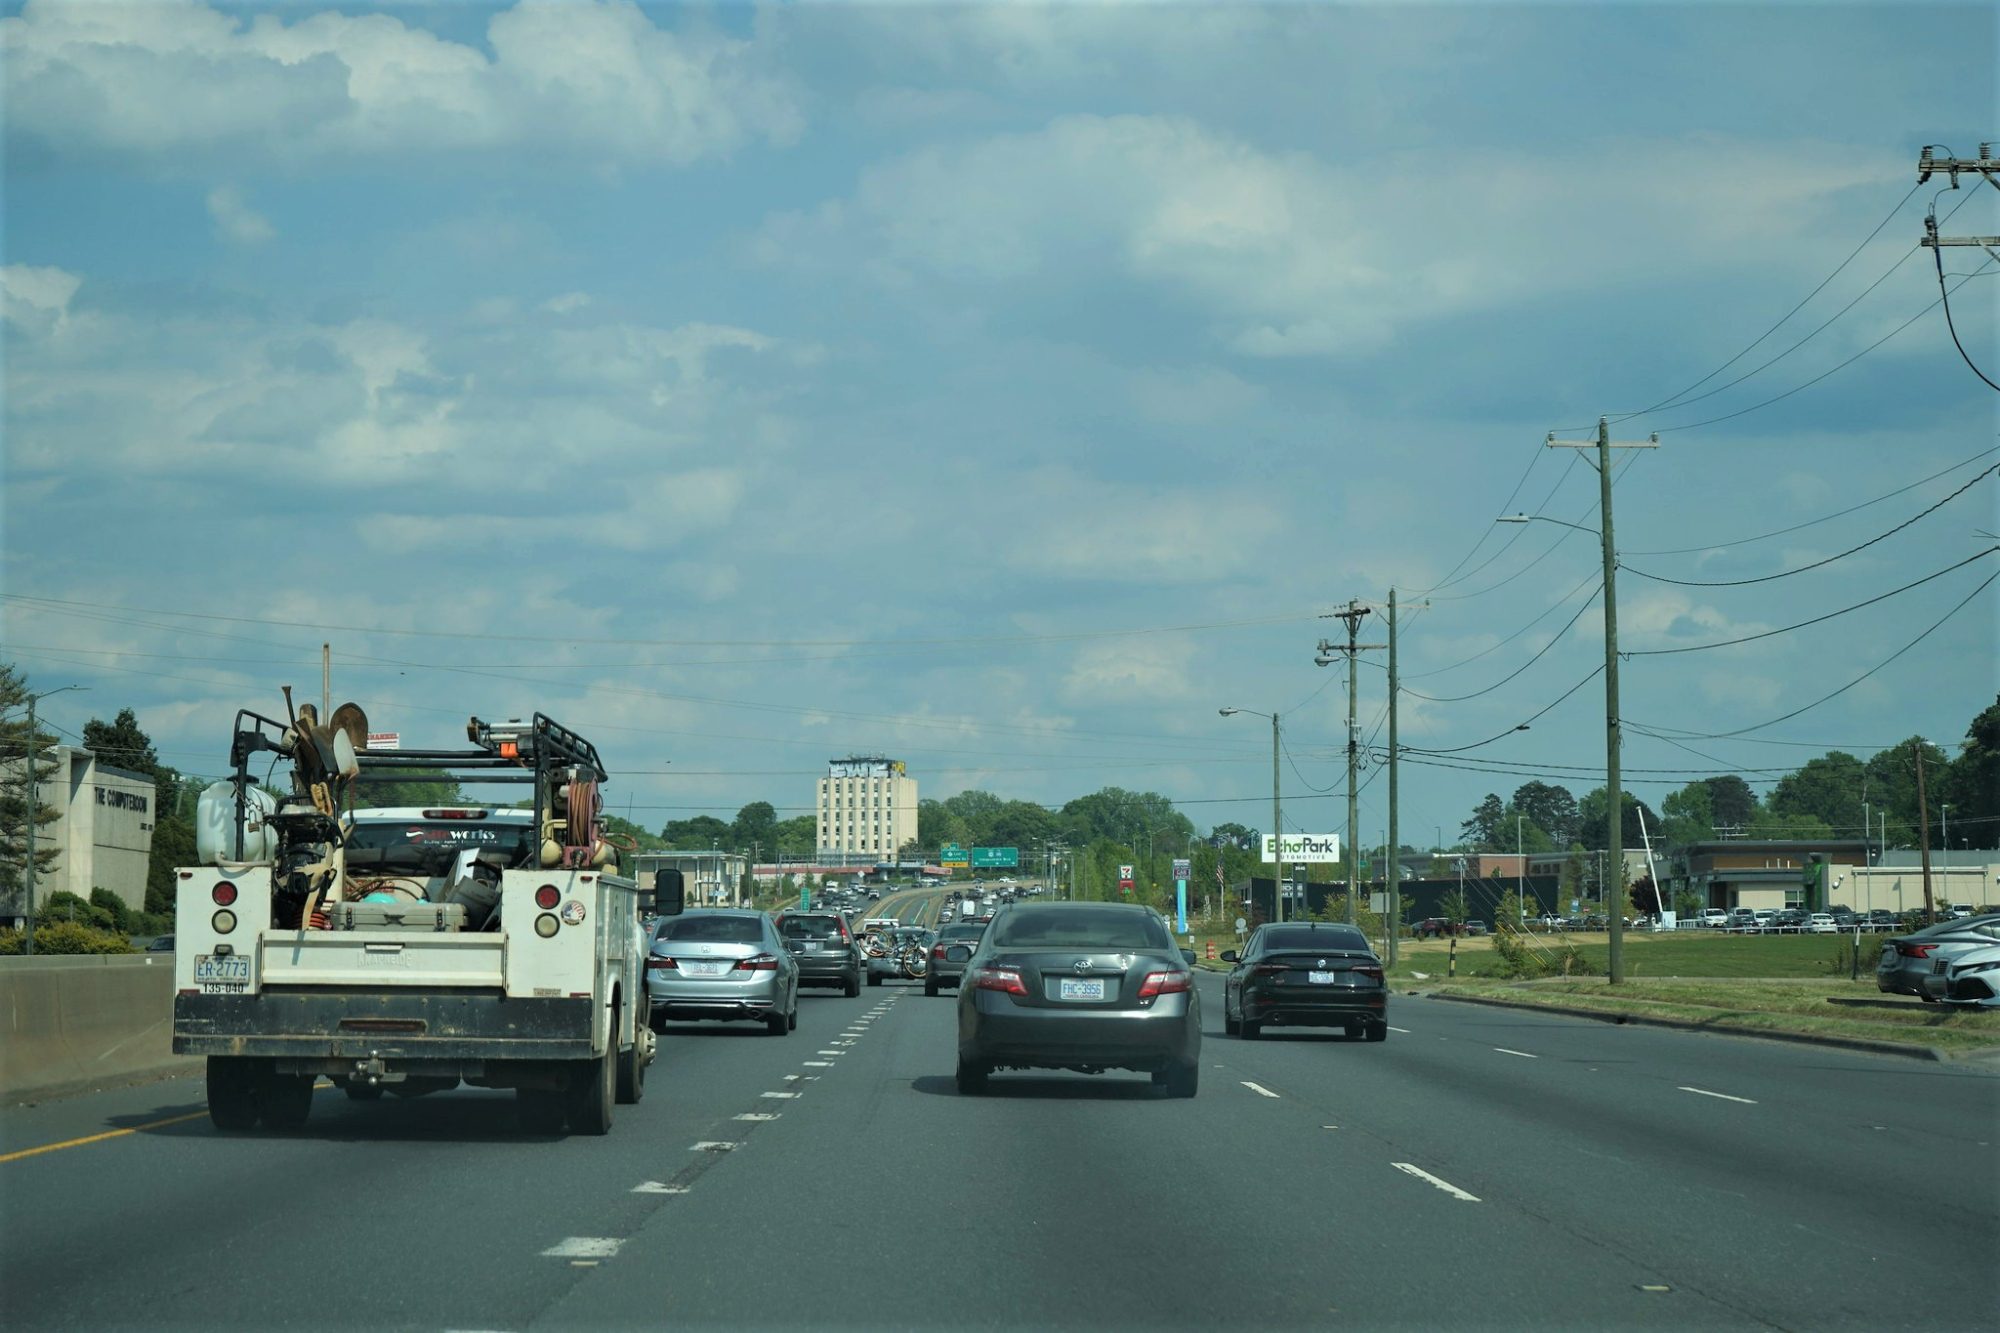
[172,990,594,1062]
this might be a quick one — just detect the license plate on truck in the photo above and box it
[194,954,250,988]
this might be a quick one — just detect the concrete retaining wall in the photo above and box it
[0,955,198,1103]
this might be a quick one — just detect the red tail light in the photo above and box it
[1900,943,1935,958]
[534,884,561,910]
[735,954,780,972]
[1138,970,1192,998]
[646,955,678,971]
[1252,963,1289,977]
[212,881,238,907]
[1353,964,1385,982]
[972,966,1027,995]
[932,943,949,959]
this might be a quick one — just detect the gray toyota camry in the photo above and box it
[955,901,1199,1097]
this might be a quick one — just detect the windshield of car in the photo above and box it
[345,818,534,865]
[658,915,764,944]
[990,908,1169,951]
[1261,927,1369,953]
[778,915,845,940]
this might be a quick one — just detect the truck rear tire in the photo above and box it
[616,1025,647,1105]
[566,1046,616,1136]
[207,1056,262,1131]
[260,1073,315,1130]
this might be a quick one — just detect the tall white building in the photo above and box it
[815,757,917,861]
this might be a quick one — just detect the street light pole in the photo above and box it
[1220,707,1283,924]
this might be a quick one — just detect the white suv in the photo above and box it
[1698,909,1728,929]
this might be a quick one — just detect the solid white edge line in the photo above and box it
[1392,1163,1481,1202]
[1387,1026,1411,1033]
[1493,1047,1538,1059]
[1679,1086,1758,1105]
[1240,1081,1281,1099]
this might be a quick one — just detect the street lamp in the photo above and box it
[11,684,88,956]
[1500,420,1656,984]
[1220,706,1284,924]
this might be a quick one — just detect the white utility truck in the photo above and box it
[173,699,659,1135]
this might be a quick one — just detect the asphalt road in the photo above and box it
[4,970,1994,1330]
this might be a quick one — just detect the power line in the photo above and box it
[1393,753,1783,789]
[1929,216,2000,392]
[1619,464,1997,587]
[1402,569,1599,681]
[1398,664,1604,755]
[1620,443,2000,556]
[1653,257,1998,433]
[1402,583,1602,703]
[1624,563,2000,739]
[1624,546,1997,657]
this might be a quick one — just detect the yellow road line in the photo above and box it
[0,1110,211,1164]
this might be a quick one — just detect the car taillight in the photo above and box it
[212,881,238,907]
[1252,963,1288,977]
[932,943,948,959]
[534,884,560,910]
[1353,964,1385,982]
[1138,970,1192,998]
[972,966,1027,995]
[735,954,779,972]
[1901,944,1935,958]
[646,955,677,971]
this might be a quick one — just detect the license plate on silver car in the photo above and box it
[1058,978,1105,1001]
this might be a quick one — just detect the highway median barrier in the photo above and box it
[1,955,197,1104]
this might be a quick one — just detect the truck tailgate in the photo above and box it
[259,931,506,988]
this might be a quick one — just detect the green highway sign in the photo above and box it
[971,846,1019,868]
[940,843,969,867]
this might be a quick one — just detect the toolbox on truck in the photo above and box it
[330,901,468,932]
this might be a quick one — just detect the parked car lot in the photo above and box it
[955,901,1199,1097]
[1876,914,2000,1001]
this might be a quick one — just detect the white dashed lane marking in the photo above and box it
[1493,1048,1538,1059]
[632,1182,689,1194]
[1387,1026,1411,1034]
[543,1237,623,1258]
[1240,1081,1281,1099]
[1679,1086,1757,1105]
[803,1061,833,1067]
[690,1141,737,1152]
[1392,1164,1481,1202]
[762,1091,800,1099]
[817,1050,844,1056]
[734,1112,780,1122]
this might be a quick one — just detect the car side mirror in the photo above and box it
[1220,949,1239,963]
[1180,948,1197,965]
[653,869,686,918]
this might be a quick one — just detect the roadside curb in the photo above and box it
[1407,989,1987,1063]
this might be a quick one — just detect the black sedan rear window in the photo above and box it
[991,908,1168,951]
[1263,927,1369,952]
[660,915,763,944]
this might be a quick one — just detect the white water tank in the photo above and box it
[194,782,278,863]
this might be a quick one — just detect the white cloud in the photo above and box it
[544,292,592,315]
[1062,636,1198,706]
[206,185,274,243]
[1,263,82,334]
[2,0,801,168]
[758,116,1891,358]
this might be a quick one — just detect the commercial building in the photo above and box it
[2,745,156,924]
[815,757,917,861]
[632,850,748,908]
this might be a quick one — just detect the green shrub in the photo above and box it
[41,890,115,931]
[0,921,138,954]
[89,888,132,933]
[1487,928,1599,980]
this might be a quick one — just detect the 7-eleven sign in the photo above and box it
[1118,864,1135,892]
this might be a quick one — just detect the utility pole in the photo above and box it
[1386,590,1400,967]
[1316,601,1385,925]
[1546,418,1659,985]
[1272,711,1283,924]
[322,642,331,718]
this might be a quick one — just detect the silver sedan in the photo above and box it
[646,909,799,1036]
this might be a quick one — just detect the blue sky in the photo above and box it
[3,0,1995,849]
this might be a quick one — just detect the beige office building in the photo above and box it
[816,758,917,861]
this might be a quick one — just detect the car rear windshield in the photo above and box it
[1263,927,1369,952]
[346,819,534,866]
[778,916,846,940]
[940,924,985,940]
[659,915,764,944]
[990,908,1169,951]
